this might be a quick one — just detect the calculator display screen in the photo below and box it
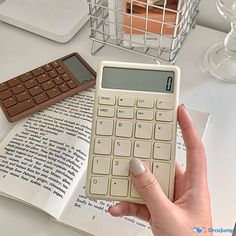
[63,55,95,84]
[102,67,174,93]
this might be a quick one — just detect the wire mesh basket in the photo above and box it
[87,0,201,63]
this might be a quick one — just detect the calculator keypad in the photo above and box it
[89,94,175,201]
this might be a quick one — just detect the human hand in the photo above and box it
[108,104,213,236]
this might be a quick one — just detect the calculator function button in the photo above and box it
[54,76,64,85]
[16,91,30,102]
[20,72,33,82]
[115,121,133,138]
[117,108,134,119]
[0,83,8,92]
[94,138,112,155]
[56,67,65,75]
[153,142,171,160]
[99,96,116,106]
[97,107,115,117]
[48,69,58,78]
[7,99,35,117]
[24,79,38,89]
[90,177,108,195]
[96,119,114,136]
[131,181,141,198]
[51,61,60,68]
[110,178,129,197]
[137,98,154,108]
[113,139,132,157]
[136,110,154,120]
[118,97,135,107]
[37,74,50,83]
[152,162,170,196]
[135,122,153,139]
[44,64,53,71]
[62,73,71,82]
[47,87,61,98]
[32,67,44,77]
[67,80,77,89]
[29,86,43,96]
[92,157,110,175]
[8,78,21,87]
[2,97,17,108]
[0,90,12,100]
[34,92,49,104]
[112,159,130,176]
[133,141,152,158]
[156,99,173,110]
[59,84,69,93]
[156,110,173,122]
[42,80,55,90]
[155,123,172,141]
[11,84,25,94]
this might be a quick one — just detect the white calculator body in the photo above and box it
[86,61,180,203]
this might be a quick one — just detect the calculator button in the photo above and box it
[0,83,8,92]
[37,74,50,83]
[7,99,35,117]
[47,87,61,98]
[94,138,112,155]
[156,99,173,110]
[118,97,135,107]
[62,73,71,82]
[153,142,171,160]
[48,69,58,78]
[115,121,133,138]
[56,67,65,75]
[156,110,173,122]
[133,141,151,158]
[44,64,53,71]
[2,97,17,108]
[34,92,49,104]
[32,67,44,77]
[114,139,132,157]
[0,90,12,100]
[96,119,114,136]
[92,157,110,175]
[155,123,172,141]
[110,178,128,197]
[67,80,77,89]
[54,76,64,85]
[24,79,38,89]
[8,78,21,87]
[52,61,60,68]
[90,177,108,195]
[137,98,154,108]
[29,86,43,96]
[99,96,115,106]
[112,159,130,176]
[152,162,170,196]
[11,84,25,94]
[42,80,55,90]
[117,108,134,119]
[59,83,69,93]
[16,91,30,102]
[20,72,33,82]
[97,107,115,117]
[135,122,153,139]
[131,181,141,198]
[136,110,154,120]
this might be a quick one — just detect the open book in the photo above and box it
[0,88,209,236]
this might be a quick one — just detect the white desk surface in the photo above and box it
[0,21,235,236]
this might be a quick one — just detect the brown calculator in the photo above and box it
[0,52,96,123]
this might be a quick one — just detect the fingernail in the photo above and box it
[181,103,186,110]
[130,159,145,176]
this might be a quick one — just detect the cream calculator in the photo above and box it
[86,61,180,203]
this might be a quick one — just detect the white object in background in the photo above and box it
[0,0,89,43]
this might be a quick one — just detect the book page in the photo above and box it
[0,88,94,218]
[58,108,209,236]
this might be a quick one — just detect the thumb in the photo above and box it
[130,159,171,213]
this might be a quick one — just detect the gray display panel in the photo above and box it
[102,67,174,93]
[63,55,95,83]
